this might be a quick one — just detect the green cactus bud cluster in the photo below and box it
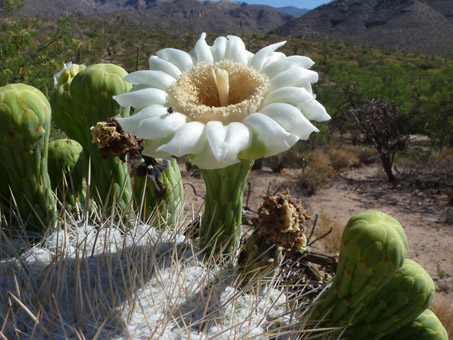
[133,156,183,227]
[381,309,448,340]
[0,83,56,231]
[48,139,86,212]
[51,63,133,212]
[347,259,435,339]
[313,210,409,325]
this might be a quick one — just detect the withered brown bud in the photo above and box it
[256,188,310,253]
[91,117,143,162]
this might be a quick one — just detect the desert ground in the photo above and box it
[180,158,453,322]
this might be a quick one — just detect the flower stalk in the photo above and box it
[199,160,253,255]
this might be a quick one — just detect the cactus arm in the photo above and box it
[312,210,408,326]
[347,259,435,339]
[381,309,448,340]
[0,84,56,231]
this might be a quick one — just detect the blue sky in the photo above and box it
[221,0,333,10]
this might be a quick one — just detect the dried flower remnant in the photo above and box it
[257,189,310,254]
[91,117,143,162]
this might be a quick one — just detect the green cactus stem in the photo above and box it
[347,259,435,339]
[312,210,408,326]
[133,156,183,227]
[48,139,86,212]
[0,83,56,231]
[199,160,254,256]
[381,309,449,340]
[51,63,133,212]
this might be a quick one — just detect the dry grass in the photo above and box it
[309,213,344,254]
[299,152,337,196]
[328,145,360,171]
[430,295,453,338]
[0,199,338,340]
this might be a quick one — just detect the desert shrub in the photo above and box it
[358,147,380,164]
[299,152,337,196]
[264,149,299,173]
[328,145,360,170]
[348,99,411,182]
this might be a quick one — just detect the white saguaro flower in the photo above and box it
[114,32,329,170]
[114,33,329,255]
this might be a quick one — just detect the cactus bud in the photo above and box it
[48,139,86,212]
[133,156,184,228]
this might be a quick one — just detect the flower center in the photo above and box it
[170,60,269,124]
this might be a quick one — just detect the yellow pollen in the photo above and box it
[170,60,269,124]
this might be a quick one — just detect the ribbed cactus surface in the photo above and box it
[48,139,85,212]
[381,309,448,340]
[51,63,133,211]
[347,258,435,339]
[313,210,408,325]
[0,83,56,231]
[133,157,183,227]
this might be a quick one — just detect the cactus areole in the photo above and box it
[0,83,56,231]
[114,32,330,255]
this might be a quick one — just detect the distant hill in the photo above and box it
[277,6,309,17]
[272,0,453,54]
[15,0,293,34]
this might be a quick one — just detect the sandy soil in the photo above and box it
[180,160,453,302]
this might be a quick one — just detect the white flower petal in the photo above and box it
[262,56,314,79]
[156,48,194,72]
[211,36,227,62]
[286,56,315,69]
[133,112,187,139]
[261,103,319,140]
[157,121,206,157]
[124,70,176,91]
[300,99,331,122]
[241,113,298,158]
[148,56,182,79]
[113,88,168,108]
[142,138,173,159]
[191,122,251,168]
[190,144,240,170]
[249,41,286,71]
[225,35,248,64]
[206,121,228,161]
[261,86,314,108]
[115,105,167,134]
[224,122,251,161]
[267,66,319,93]
[190,32,214,64]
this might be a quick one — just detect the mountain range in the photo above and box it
[15,0,295,34]
[272,0,453,54]
[9,0,453,54]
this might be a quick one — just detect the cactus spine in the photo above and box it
[51,63,133,211]
[0,83,56,231]
[48,139,86,212]
[381,309,449,340]
[313,210,409,325]
[347,259,435,339]
[133,156,183,227]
